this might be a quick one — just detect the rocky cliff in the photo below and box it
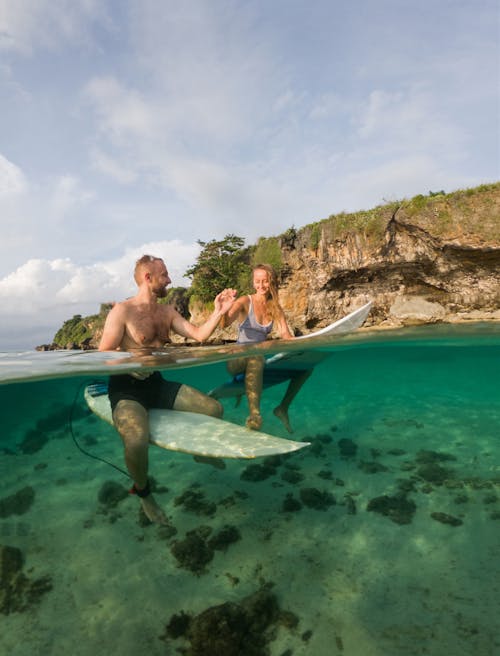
[201,183,500,341]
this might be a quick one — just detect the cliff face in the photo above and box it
[206,184,500,340]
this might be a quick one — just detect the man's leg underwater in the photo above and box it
[173,384,223,417]
[112,399,168,524]
[173,384,225,469]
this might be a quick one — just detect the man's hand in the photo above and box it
[214,288,237,314]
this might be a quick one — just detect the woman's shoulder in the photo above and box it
[237,294,251,306]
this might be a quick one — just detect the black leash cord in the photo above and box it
[69,380,131,479]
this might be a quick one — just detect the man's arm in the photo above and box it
[171,288,237,343]
[98,304,126,351]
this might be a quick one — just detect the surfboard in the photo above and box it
[208,301,372,399]
[84,381,310,459]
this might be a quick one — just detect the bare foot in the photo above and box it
[273,406,293,433]
[245,413,262,430]
[193,455,226,470]
[139,494,169,525]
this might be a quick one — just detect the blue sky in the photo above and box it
[0,0,498,349]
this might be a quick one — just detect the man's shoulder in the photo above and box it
[106,298,134,320]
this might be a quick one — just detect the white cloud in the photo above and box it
[0,240,201,348]
[0,0,110,54]
[90,148,138,184]
[50,175,95,218]
[355,86,464,156]
[84,76,157,141]
[0,153,27,195]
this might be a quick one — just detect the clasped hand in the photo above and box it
[214,288,237,313]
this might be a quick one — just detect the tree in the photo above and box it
[185,234,251,302]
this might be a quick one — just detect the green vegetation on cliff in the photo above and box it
[53,304,112,348]
[295,182,499,252]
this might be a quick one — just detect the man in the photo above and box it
[99,254,236,524]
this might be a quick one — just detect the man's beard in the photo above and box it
[154,286,167,298]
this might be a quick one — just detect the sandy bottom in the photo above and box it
[1,367,499,656]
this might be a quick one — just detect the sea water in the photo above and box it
[0,324,499,656]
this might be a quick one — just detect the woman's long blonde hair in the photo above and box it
[253,263,280,320]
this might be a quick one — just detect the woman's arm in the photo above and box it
[171,289,237,343]
[275,305,294,339]
[220,295,249,328]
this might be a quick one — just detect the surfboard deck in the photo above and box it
[84,382,310,459]
[209,301,372,399]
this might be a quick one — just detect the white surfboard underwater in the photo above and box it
[84,382,309,459]
[84,302,372,459]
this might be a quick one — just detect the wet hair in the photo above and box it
[252,263,280,319]
[134,254,162,285]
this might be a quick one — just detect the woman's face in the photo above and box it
[253,269,270,296]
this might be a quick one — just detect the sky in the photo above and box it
[0,0,498,349]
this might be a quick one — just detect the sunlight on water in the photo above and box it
[0,324,499,656]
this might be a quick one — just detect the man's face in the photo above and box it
[150,260,171,297]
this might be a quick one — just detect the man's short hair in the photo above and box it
[134,254,162,284]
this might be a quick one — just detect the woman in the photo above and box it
[222,263,311,432]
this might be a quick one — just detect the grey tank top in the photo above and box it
[237,296,273,344]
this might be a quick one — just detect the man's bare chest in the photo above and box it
[125,306,171,346]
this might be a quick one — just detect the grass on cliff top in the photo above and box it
[294,182,500,248]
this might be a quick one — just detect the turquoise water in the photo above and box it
[1,324,499,656]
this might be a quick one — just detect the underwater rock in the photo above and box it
[170,524,242,574]
[396,478,417,493]
[19,429,49,454]
[97,481,129,508]
[343,494,357,515]
[0,487,35,518]
[162,586,289,656]
[358,460,389,474]
[299,487,335,510]
[156,524,178,540]
[338,438,357,458]
[281,493,302,513]
[240,462,277,482]
[165,610,192,638]
[302,629,313,642]
[208,525,241,552]
[416,449,457,464]
[430,512,463,527]
[265,455,284,468]
[308,439,325,457]
[0,544,52,614]
[387,448,406,456]
[280,468,304,484]
[171,527,214,575]
[317,469,333,480]
[367,493,416,524]
[174,489,216,517]
[416,463,453,485]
